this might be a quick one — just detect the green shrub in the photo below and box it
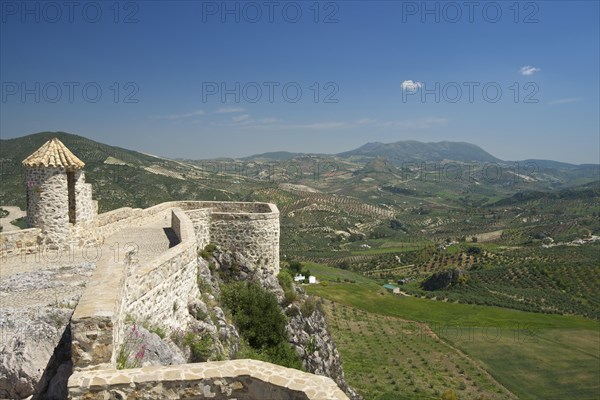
[285,306,300,317]
[283,289,298,306]
[222,282,286,349]
[301,296,319,318]
[194,308,208,321]
[199,243,217,260]
[222,281,302,369]
[264,341,303,370]
[288,260,303,274]
[278,270,293,291]
[278,270,299,305]
[184,332,213,362]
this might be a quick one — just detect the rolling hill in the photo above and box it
[337,140,501,163]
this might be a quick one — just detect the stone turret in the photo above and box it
[22,138,97,246]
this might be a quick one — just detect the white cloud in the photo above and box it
[520,66,541,76]
[232,114,251,122]
[154,110,205,120]
[216,107,246,113]
[401,80,423,92]
[548,97,582,105]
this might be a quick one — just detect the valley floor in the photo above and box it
[306,264,600,400]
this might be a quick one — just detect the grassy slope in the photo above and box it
[305,264,600,400]
[323,301,512,400]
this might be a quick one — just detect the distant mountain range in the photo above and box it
[336,140,501,163]
[3,132,598,167]
[0,132,600,211]
[243,140,500,164]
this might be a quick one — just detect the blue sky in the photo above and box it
[1,0,598,163]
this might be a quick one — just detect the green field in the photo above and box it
[323,301,512,400]
[456,328,600,400]
[306,264,600,400]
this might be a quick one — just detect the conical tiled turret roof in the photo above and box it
[22,138,85,170]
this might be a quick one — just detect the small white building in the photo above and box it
[294,274,306,282]
[308,276,317,284]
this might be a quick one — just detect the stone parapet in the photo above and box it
[0,228,42,258]
[121,209,200,339]
[184,208,211,249]
[67,359,350,399]
[94,201,280,273]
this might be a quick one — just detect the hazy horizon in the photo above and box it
[4,130,600,166]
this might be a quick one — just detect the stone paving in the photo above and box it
[72,214,173,322]
[0,214,174,372]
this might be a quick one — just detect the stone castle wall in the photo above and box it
[183,208,211,249]
[94,200,280,274]
[119,209,200,349]
[15,143,349,399]
[210,211,280,273]
[66,204,350,400]
[95,203,173,240]
[12,167,311,397]
[71,201,280,371]
[179,201,280,273]
[3,196,281,274]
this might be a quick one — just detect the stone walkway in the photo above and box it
[0,214,175,344]
[0,215,174,399]
[72,214,175,320]
[0,213,176,397]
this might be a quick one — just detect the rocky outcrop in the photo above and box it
[0,262,94,398]
[204,249,359,398]
[212,247,284,301]
[119,257,241,367]
[0,306,71,399]
[286,295,362,400]
[124,325,186,367]
[185,298,241,361]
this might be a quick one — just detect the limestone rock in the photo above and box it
[132,325,186,367]
[212,248,284,301]
[286,296,363,400]
[0,306,71,399]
